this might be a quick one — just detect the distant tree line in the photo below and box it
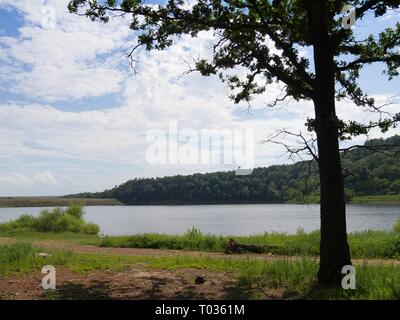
[68,136,400,205]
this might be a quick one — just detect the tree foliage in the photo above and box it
[68,0,400,137]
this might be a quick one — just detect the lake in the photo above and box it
[0,204,399,236]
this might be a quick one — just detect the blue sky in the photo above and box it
[0,0,399,196]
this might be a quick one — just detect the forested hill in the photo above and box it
[69,135,400,204]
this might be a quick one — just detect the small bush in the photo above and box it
[82,223,100,235]
[53,214,83,233]
[34,208,63,232]
[65,204,85,220]
[0,205,100,235]
[15,214,36,228]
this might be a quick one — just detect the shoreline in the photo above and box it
[0,197,121,208]
[1,195,400,208]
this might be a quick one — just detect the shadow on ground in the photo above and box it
[42,276,268,300]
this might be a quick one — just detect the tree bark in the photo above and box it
[311,1,352,286]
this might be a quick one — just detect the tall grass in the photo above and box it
[100,227,227,251]
[0,242,74,275]
[100,227,400,259]
[237,259,400,300]
[0,204,100,235]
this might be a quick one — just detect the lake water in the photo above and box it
[0,204,399,236]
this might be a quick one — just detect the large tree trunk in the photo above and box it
[311,1,352,286]
[314,100,352,285]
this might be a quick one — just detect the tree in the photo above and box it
[68,0,400,285]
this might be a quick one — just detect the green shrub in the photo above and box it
[65,204,85,220]
[0,205,100,235]
[82,223,100,235]
[33,208,62,232]
[15,214,36,228]
[54,213,83,233]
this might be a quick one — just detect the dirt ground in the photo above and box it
[0,238,286,300]
[0,266,287,300]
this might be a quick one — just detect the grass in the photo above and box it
[0,242,75,275]
[99,227,400,259]
[288,194,400,204]
[0,197,121,208]
[351,194,400,204]
[0,205,100,235]
[0,242,140,275]
[0,242,399,300]
[287,194,400,204]
[0,231,101,245]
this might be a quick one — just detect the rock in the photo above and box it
[38,253,52,258]
[195,276,205,285]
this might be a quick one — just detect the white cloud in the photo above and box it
[0,172,30,185]
[0,0,133,101]
[32,171,60,185]
[0,171,59,185]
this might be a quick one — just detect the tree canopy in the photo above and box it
[68,0,400,136]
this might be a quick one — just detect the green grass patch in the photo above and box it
[99,227,400,259]
[0,242,74,275]
[351,195,400,203]
[0,230,101,245]
[0,242,142,276]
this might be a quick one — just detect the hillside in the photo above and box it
[68,135,400,205]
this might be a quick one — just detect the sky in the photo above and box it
[0,0,399,196]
